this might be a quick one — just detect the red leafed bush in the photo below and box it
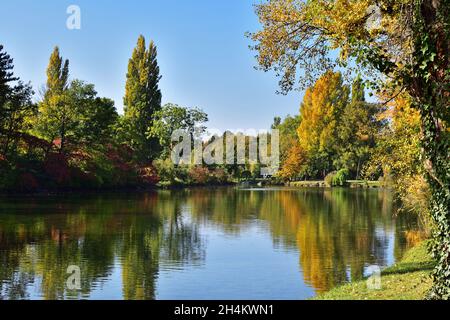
[189,166,210,185]
[44,153,71,185]
[138,166,160,185]
[18,172,39,191]
[105,144,134,172]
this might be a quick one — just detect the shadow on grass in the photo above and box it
[382,261,435,276]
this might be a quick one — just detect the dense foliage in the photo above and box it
[275,71,384,182]
[250,0,449,298]
[0,38,209,191]
[120,36,163,164]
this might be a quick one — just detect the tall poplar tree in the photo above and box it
[45,47,69,99]
[122,35,162,163]
[35,47,71,154]
[297,71,349,178]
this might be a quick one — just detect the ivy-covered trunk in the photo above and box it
[419,103,450,299]
[413,0,450,299]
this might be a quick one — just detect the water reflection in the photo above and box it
[0,188,418,299]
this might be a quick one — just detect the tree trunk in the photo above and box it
[413,0,450,299]
[419,104,450,299]
[356,158,361,180]
[60,121,66,155]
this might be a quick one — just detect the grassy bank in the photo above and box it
[315,241,435,300]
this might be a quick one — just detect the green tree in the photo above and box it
[271,116,281,129]
[44,47,69,100]
[67,80,118,148]
[250,0,449,298]
[0,45,35,157]
[149,103,208,158]
[34,47,71,153]
[35,53,118,155]
[0,44,18,107]
[335,77,384,178]
[272,114,300,164]
[121,35,162,164]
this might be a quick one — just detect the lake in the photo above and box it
[0,187,418,300]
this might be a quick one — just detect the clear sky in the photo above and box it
[0,0,303,131]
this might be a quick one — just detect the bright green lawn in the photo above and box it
[314,241,435,300]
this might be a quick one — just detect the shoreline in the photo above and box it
[314,241,434,300]
[0,180,385,197]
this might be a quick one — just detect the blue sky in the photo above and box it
[0,0,302,131]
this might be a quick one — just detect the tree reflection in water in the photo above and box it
[0,188,418,299]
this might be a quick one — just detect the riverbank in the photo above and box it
[286,180,382,188]
[0,180,383,195]
[314,241,435,300]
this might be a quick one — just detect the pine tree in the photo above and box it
[122,35,162,164]
[0,45,18,108]
[0,45,34,156]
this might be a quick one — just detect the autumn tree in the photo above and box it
[297,71,349,178]
[272,115,303,179]
[365,94,429,228]
[250,0,449,298]
[277,142,306,180]
[121,35,162,164]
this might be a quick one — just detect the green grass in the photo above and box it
[314,241,435,300]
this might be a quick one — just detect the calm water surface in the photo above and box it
[0,187,418,300]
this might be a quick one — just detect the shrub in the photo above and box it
[324,171,337,187]
[153,158,176,183]
[211,168,230,184]
[138,166,160,186]
[153,158,189,185]
[189,166,210,185]
[333,168,350,186]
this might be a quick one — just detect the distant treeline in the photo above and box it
[0,39,422,195]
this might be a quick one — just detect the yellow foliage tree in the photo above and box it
[297,71,349,178]
[278,141,306,180]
